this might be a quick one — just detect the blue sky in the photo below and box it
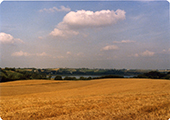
[0,1,169,69]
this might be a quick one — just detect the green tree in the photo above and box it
[64,76,76,80]
[48,75,52,80]
[54,75,62,80]
[79,76,86,80]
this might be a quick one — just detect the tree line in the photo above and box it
[53,75,124,81]
[0,68,47,82]
[134,71,170,79]
[0,68,169,82]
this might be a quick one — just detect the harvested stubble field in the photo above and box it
[0,78,170,120]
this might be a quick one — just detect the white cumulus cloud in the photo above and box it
[161,48,170,54]
[66,51,71,55]
[50,28,78,37]
[50,9,126,37]
[11,51,30,57]
[131,50,155,57]
[36,52,48,57]
[101,45,119,51]
[113,40,135,44]
[12,51,51,57]
[39,6,71,12]
[0,32,24,44]
[129,53,139,57]
[62,9,126,29]
[141,50,155,57]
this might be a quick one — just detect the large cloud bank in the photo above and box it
[50,9,126,37]
[62,9,126,28]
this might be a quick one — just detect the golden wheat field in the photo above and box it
[0,78,170,120]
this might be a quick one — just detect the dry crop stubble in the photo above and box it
[0,78,170,120]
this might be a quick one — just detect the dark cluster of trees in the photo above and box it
[135,71,170,79]
[0,68,47,82]
[54,75,124,81]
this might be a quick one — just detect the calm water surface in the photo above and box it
[51,75,135,79]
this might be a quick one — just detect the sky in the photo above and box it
[0,1,170,69]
